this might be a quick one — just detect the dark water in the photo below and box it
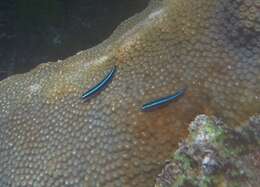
[0,0,149,80]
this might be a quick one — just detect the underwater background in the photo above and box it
[0,0,149,80]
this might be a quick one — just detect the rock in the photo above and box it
[156,115,260,187]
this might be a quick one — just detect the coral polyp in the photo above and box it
[0,0,259,186]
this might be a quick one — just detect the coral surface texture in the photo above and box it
[0,0,259,186]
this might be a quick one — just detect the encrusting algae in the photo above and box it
[0,0,259,186]
[156,115,260,187]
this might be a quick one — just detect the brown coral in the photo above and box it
[0,0,259,186]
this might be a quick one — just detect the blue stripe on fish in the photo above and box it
[81,65,117,100]
[141,88,186,111]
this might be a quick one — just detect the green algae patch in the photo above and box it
[189,116,226,145]
[156,115,260,187]
[189,115,252,158]
[174,152,196,171]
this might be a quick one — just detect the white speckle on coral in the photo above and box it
[202,154,220,175]
[190,114,209,130]
[148,9,164,20]
[195,130,211,145]
[202,155,210,165]
[29,84,42,94]
[76,51,83,55]
[119,8,165,47]
[190,115,217,145]
[83,55,109,69]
